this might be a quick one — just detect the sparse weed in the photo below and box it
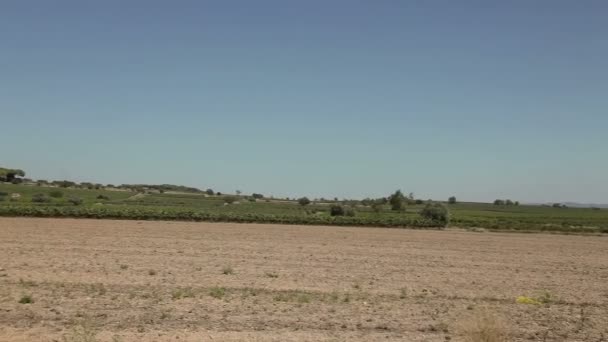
[172,287,195,300]
[62,322,97,342]
[18,294,33,304]
[459,310,507,342]
[265,271,279,278]
[209,286,226,299]
[222,266,234,275]
[119,264,128,270]
[148,269,157,276]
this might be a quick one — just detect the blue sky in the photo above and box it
[1,1,607,203]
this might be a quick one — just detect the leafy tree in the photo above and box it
[205,189,214,196]
[506,199,514,206]
[514,201,520,206]
[252,193,264,199]
[448,196,457,204]
[494,199,505,206]
[389,190,405,211]
[236,190,242,196]
[0,168,25,183]
[415,199,424,205]
[298,197,311,206]
[420,202,450,226]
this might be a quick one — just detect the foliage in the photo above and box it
[224,196,238,204]
[389,190,405,211]
[298,197,311,206]
[330,205,345,216]
[0,167,25,182]
[68,197,84,206]
[493,199,505,206]
[49,190,64,198]
[252,193,264,199]
[420,202,450,227]
[448,196,457,204]
[31,193,51,203]
[118,183,201,193]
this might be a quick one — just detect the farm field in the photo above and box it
[1,183,608,233]
[0,218,607,341]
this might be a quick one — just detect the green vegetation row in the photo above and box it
[0,205,445,228]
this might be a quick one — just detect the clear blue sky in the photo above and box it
[1,1,607,203]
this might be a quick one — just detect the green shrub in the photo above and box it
[330,205,345,216]
[224,196,237,204]
[389,190,405,211]
[420,202,450,227]
[96,195,110,200]
[331,204,356,216]
[298,197,311,206]
[31,193,51,203]
[68,197,83,206]
[49,190,63,198]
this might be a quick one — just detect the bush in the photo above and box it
[389,190,405,211]
[420,202,450,227]
[68,197,83,206]
[96,194,110,200]
[206,189,214,196]
[298,197,311,206]
[224,196,237,204]
[330,205,356,217]
[32,193,51,203]
[49,190,63,198]
[330,205,345,216]
[0,196,5,202]
[252,193,264,199]
[0,191,8,196]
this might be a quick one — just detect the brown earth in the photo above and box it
[0,217,607,341]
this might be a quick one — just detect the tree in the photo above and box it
[298,197,311,206]
[0,168,25,183]
[205,189,214,196]
[236,190,242,196]
[389,190,405,211]
[494,199,505,206]
[448,196,457,204]
[514,201,520,206]
[252,193,264,199]
[420,202,450,227]
[506,199,514,206]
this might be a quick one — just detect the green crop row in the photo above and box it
[0,205,444,229]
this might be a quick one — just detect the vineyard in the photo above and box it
[1,183,608,233]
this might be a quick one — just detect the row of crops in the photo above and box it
[0,205,445,229]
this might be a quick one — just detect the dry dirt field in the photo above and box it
[0,218,607,341]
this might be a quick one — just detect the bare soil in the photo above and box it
[0,218,606,341]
